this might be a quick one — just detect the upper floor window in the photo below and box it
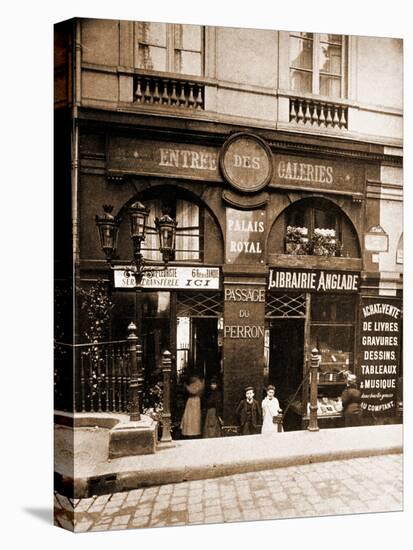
[289,33,345,98]
[136,22,203,76]
[141,197,203,262]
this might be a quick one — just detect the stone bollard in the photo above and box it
[307,348,321,432]
[127,322,141,422]
[160,350,173,444]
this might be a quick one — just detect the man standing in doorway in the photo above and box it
[236,386,262,435]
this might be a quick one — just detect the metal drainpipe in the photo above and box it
[72,19,81,280]
[71,19,81,365]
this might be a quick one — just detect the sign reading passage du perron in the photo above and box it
[359,297,401,415]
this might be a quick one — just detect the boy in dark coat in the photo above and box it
[236,386,262,435]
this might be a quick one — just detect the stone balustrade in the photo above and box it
[134,74,204,110]
[289,97,348,129]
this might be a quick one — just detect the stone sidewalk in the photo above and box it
[54,453,403,532]
[54,421,402,497]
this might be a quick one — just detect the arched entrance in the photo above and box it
[110,185,225,436]
[266,196,361,430]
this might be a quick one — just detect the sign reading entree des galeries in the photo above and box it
[268,268,360,293]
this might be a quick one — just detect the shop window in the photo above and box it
[289,33,346,98]
[141,197,203,262]
[268,197,360,258]
[311,295,355,323]
[310,294,356,379]
[136,22,204,76]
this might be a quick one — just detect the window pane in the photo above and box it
[290,69,312,93]
[174,50,202,75]
[314,208,337,230]
[141,199,163,261]
[320,75,341,97]
[319,33,342,45]
[319,44,342,74]
[175,199,200,259]
[141,198,202,261]
[310,325,354,373]
[289,36,313,69]
[290,31,313,40]
[311,295,356,323]
[137,22,167,46]
[137,45,167,71]
[174,24,202,51]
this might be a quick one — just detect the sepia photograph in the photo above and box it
[52,9,404,536]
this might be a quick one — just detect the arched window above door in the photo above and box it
[115,187,224,264]
[141,197,202,261]
[268,197,360,258]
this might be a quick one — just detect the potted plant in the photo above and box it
[285,225,309,255]
[309,228,341,256]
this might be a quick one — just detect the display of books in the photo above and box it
[308,397,343,416]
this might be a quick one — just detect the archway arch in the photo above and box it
[115,184,224,264]
[267,196,361,258]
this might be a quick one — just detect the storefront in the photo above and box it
[78,123,402,433]
[266,269,359,429]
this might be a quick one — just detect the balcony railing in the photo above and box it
[289,98,348,130]
[134,74,205,110]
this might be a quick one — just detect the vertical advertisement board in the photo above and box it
[359,297,402,416]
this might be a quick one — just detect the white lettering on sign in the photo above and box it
[114,267,220,289]
[233,154,261,170]
[226,209,266,262]
[223,325,265,339]
[227,219,265,233]
[277,161,334,185]
[229,241,262,254]
[316,271,359,292]
[268,269,359,292]
[224,288,265,302]
[159,148,217,171]
[362,303,401,319]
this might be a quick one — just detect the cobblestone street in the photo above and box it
[54,454,403,532]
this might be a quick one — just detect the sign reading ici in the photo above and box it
[114,267,221,290]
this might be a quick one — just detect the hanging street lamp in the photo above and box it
[95,200,177,423]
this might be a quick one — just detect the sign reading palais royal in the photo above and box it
[114,266,221,290]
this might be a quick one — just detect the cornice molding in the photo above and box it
[77,107,403,166]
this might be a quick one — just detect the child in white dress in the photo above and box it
[261,385,282,434]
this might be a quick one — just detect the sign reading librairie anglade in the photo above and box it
[114,267,221,290]
[268,268,359,293]
[359,297,401,414]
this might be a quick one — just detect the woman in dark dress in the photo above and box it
[341,373,363,427]
[203,377,223,438]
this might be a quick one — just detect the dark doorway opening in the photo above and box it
[173,316,221,438]
[268,319,304,431]
[191,318,220,382]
